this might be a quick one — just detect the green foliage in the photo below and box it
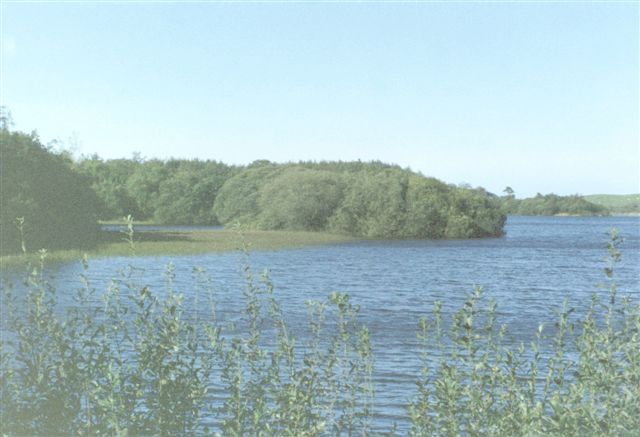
[77,157,238,223]
[500,193,610,216]
[212,164,283,225]
[1,253,211,435]
[69,151,507,239]
[214,163,506,239]
[403,176,450,238]
[446,187,506,238]
[75,156,142,219]
[153,160,235,225]
[0,129,102,255]
[330,169,409,238]
[256,168,346,231]
[125,159,169,219]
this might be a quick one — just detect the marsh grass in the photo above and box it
[0,227,355,270]
[0,230,638,436]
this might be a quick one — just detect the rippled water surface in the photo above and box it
[6,216,640,431]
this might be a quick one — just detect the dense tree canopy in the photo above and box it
[258,168,345,231]
[75,157,141,219]
[1,129,102,255]
[213,162,506,239]
[74,158,507,239]
[76,157,238,224]
[153,160,235,225]
[212,163,282,225]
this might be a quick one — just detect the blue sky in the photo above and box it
[2,1,638,197]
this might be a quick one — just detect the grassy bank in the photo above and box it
[0,229,356,269]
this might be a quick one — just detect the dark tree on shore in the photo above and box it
[1,127,102,255]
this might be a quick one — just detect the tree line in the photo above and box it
[2,121,615,257]
[78,157,507,239]
[1,122,616,257]
[9,116,618,257]
[499,188,609,216]
[1,124,509,255]
[75,155,238,224]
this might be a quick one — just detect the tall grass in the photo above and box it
[1,230,638,435]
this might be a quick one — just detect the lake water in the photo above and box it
[4,216,640,432]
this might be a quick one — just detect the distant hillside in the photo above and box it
[500,193,609,216]
[584,194,640,215]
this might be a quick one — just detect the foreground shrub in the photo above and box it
[0,246,373,436]
[0,231,637,435]
[409,230,639,436]
[1,254,211,435]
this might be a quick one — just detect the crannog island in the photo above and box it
[0,125,634,260]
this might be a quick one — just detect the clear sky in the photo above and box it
[1,1,638,198]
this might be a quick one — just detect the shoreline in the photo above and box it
[0,229,356,270]
[3,214,638,270]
